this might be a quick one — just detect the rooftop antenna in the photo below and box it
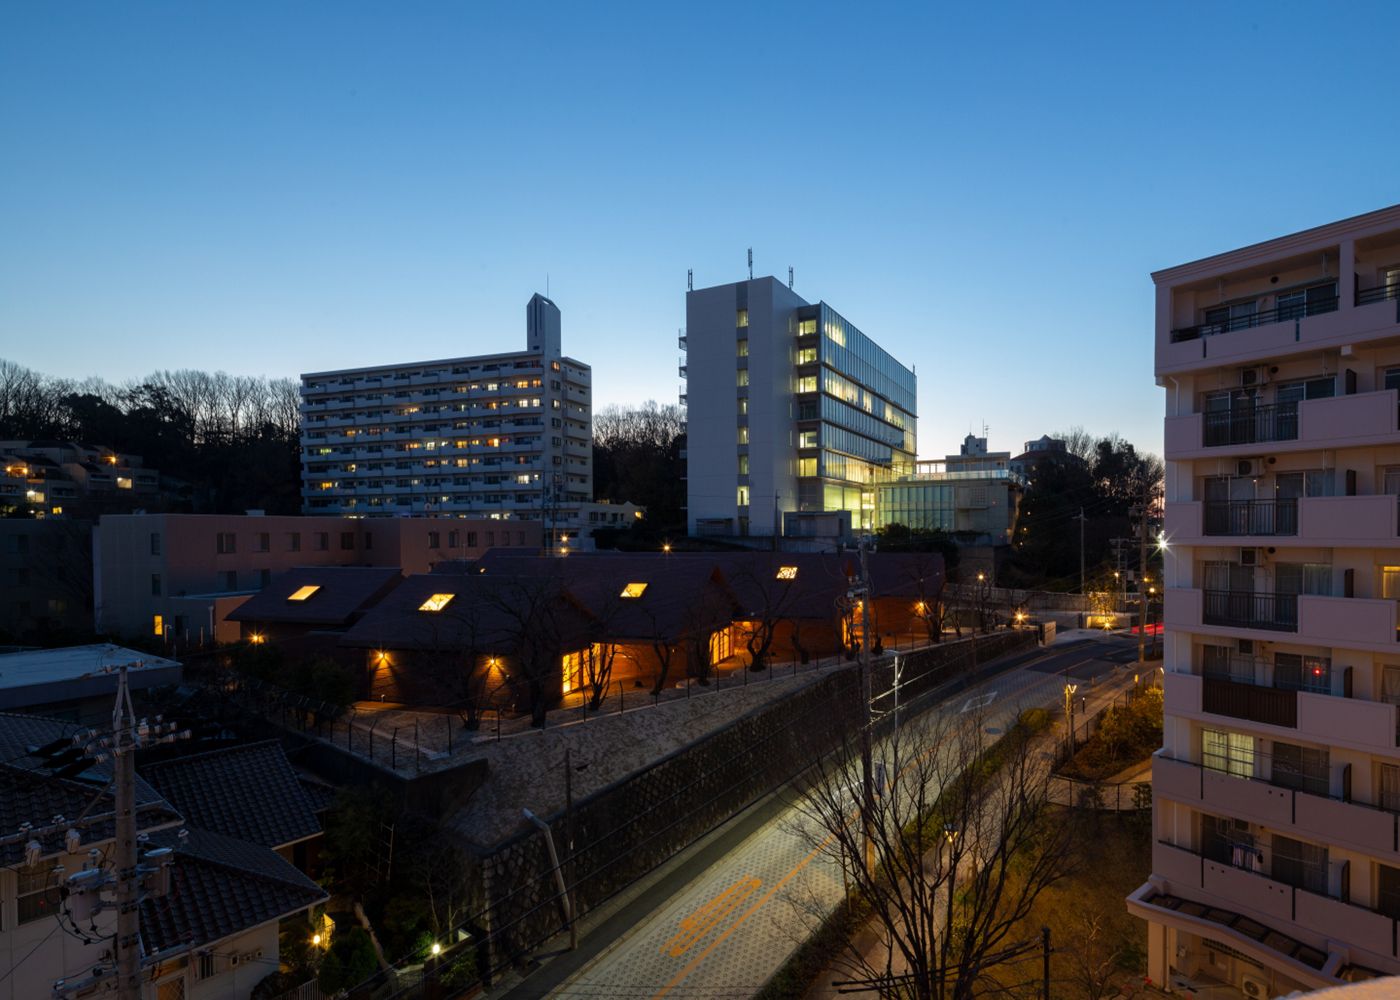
[788,266,794,290]
[747,248,753,281]
[687,269,693,292]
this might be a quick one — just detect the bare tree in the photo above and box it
[791,707,1072,1000]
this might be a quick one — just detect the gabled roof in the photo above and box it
[141,826,327,957]
[0,713,179,866]
[472,551,738,640]
[141,741,321,849]
[226,566,403,626]
[340,572,595,652]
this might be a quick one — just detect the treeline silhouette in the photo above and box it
[0,358,302,514]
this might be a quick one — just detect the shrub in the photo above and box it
[318,927,379,994]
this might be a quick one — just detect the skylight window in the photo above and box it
[419,593,456,612]
[620,582,648,598]
[288,585,321,602]
[776,566,799,580]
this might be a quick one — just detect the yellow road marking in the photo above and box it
[661,876,762,957]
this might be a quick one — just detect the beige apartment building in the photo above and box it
[94,513,542,643]
[1129,205,1400,994]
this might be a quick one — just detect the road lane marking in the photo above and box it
[662,876,762,958]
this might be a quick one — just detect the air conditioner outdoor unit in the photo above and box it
[1238,639,1254,654]
[1240,973,1269,999]
[1238,459,1256,476]
[1240,548,1260,566]
[1240,368,1262,387]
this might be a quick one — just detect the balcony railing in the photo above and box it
[1357,284,1400,307]
[1203,403,1299,447]
[1203,498,1298,536]
[1202,590,1298,631]
[1171,295,1340,342]
[1202,675,1298,727]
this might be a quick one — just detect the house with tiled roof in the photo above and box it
[141,740,325,872]
[0,715,328,1000]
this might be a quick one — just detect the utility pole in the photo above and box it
[563,748,578,951]
[857,535,876,876]
[112,666,141,1000]
[1137,479,1151,664]
[1041,925,1052,1000]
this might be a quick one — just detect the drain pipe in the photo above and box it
[523,809,576,950]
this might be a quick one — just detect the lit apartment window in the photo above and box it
[798,457,817,477]
[737,486,750,506]
[797,375,817,393]
[798,318,817,336]
[776,566,798,580]
[116,476,133,489]
[736,309,749,328]
[216,532,236,554]
[153,614,164,636]
[799,430,818,448]
[737,427,749,445]
[620,582,648,598]
[737,339,748,357]
[419,593,455,612]
[738,455,749,475]
[736,370,749,388]
[738,398,748,415]
[288,585,321,602]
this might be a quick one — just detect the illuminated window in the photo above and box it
[737,339,748,357]
[798,457,817,477]
[620,582,648,599]
[736,309,749,328]
[738,398,748,415]
[796,375,817,393]
[419,593,456,612]
[738,455,749,475]
[776,566,799,580]
[736,370,749,388]
[288,585,321,602]
[737,427,749,445]
[153,614,164,636]
[798,318,817,336]
[116,477,133,489]
[737,486,750,506]
[796,347,817,364]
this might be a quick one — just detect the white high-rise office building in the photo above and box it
[683,276,916,537]
[299,294,592,523]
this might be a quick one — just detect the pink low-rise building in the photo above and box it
[1131,205,1400,994]
[94,512,542,643]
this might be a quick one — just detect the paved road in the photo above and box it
[495,635,1139,1000]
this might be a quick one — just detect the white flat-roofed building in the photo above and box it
[299,293,592,527]
[684,276,916,538]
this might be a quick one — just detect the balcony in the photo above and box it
[1357,284,1400,308]
[678,334,687,350]
[1150,840,1400,964]
[1153,754,1400,858]
[1202,590,1297,632]
[1203,499,1297,536]
[1172,295,1340,343]
[1202,675,1298,727]
[1203,402,1298,447]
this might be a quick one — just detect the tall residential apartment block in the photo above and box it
[684,276,916,537]
[300,294,592,523]
[1130,205,1400,994]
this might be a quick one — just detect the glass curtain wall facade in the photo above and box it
[794,303,916,529]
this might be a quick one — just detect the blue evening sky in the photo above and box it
[2,2,1398,460]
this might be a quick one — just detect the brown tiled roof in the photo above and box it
[141,741,321,849]
[227,566,403,626]
[141,827,327,957]
[340,572,595,652]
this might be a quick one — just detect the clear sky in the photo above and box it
[2,2,1398,460]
